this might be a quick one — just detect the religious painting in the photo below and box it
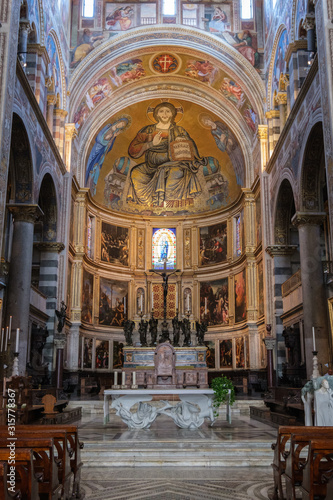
[235,337,245,368]
[90,98,241,216]
[86,78,112,110]
[219,30,260,69]
[110,59,146,86]
[256,194,262,245]
[271,29,289,108]
[113,341,124,369]
[220,339,233,368]
[99,278,128,327]
[83,338,93,368]
[200,279,229,326]
[101,222,129,266]
[199,222,227,266]
[105,3,156,31]
[95,340,109,369]
[81,270,93,323]
[235,269,247,323]
[71,30,106,68]
[204,4,232,33]
[184,60,217,85]
[152,283,176,319]
[258,260,264,317]
[46,35,62,107]
[152,54,179,74]
[243,103,257,133]
[204,341,216,369]
[152,228,176,270]
[220,78,245,108]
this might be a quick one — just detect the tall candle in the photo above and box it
[312,327,316,352]
[0,328,3,352]
[132,371,136,385]
[114,371,118,386]
[15,328,20,352]
[122,371,126,386]
[4,327,8,351]
[205,297,207,315]
[8,316,12,340]
[187,293,190,311]
[151,290,154,309]
[124,297,126,314]
[140,294,143,313]
[176,287,178,310]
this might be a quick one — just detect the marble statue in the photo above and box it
[301,380,314,426]
[314,378,333,426]
[158,394,215,429]
[111,395,158,429]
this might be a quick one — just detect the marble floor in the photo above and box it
[77,410,278,499]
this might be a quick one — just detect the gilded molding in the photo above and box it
[275,92,288,105]
[47,93,57,106]
[257,125,268,140]
[291,211,327,227]
[285,40,308,64]
[34,242,65,253]
[184,228,191,268]
[65,123,78,140]
[265,110,280,119]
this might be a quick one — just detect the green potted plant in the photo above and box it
[211,375,235,418]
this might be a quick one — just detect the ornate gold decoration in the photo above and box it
[47,93,57,106]
[265,110,280,119]
[275,92,288,105]
[265,245,298,257]
[257,126,268,140]
[8,204,43,223]
[34,242,65,253]
[137,229,145,268]
[184,228,191,268]
[285,40,308,65]
[65,123,78,140]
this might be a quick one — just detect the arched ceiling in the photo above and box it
[69,26,266,216]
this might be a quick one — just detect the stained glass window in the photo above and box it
[152,228,176,270]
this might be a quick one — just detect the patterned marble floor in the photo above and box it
[77,412,277,499]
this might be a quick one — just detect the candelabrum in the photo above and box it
[112,370,120,390]
[311,351,320,379]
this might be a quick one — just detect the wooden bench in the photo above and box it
[0,461,21,499]
[0,448,40,499]
[299,437,333,500]
[0,426,74,499]
[0,437,62,500]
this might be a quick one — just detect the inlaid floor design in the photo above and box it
[81,467,274,499]
[77,412,277,499]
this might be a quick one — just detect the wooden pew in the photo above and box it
[0,427,74,500]
[0,461,21,499]
[0,448,40,499]
[299,438,333,500]
[270,426,331,500]
[284,430,333,500]
[0,437,62,500]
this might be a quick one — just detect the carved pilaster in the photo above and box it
[184,228,191,268]
[257,125,268,172]
[243,189,256,254]
[137,228,145,269]
[74,190,88,255]
[303,12,316,31]
[65,123,78,172]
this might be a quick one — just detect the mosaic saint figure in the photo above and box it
[127,102,207,206]
[85,118,129,195]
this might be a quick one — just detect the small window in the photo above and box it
[241,0,253,19]
[163,0,176,16]
[82,0,94,18]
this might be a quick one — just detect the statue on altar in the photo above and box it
[139,319,148,346]
[123,319,135,345]
[172,314,181,346]
[158,394,215,429]
[149,316,158,346]
[181,318,191,346]
[111,395,158,429]
[195,320,207,346]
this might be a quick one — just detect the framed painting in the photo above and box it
[220,339,233,368]
[199,222,227,266]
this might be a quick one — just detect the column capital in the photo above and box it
[303,12,316,31]
[265,245,298,257]
[34,242,65,253]
[47,93,57,106]
[65,123,78,140]
[257,125,268,140]
[45,76,55,91]
[291,211,327,228]
[263,336,276,350]
[8,204,43,223]
[54,335,67,350]
[265,110,280,119]
[19,20,31,34]
[54,108,68,119]
[275,92,288,105]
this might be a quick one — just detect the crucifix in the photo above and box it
[149,261,180,341]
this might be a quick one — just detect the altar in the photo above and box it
[103,388,232,429]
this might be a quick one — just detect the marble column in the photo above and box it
[303,13,316,57]
[46,94,57,134]
[264,335,276,388]
[64,123,78,172]
[292,212,330,378]
[5,204,43,375]
[18,19,31,67]
[275,92,288,129]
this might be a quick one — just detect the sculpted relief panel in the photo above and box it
[85,99,244,216]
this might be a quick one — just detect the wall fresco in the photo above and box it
[234,269,247,323]
[220,339,232,368]
[99,278,128,326]
[81,269,94,323]
[204,340,216,369]
[95,340,109,368]
[85,99,243,216]
[101,222,129,266]
[200,279,229,326]
[271,29,289,107]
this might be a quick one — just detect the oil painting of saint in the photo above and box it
[106,6,134,31]
[199,223,227,266]
[127,102,208,206]
[235,269,247,323]
[200,279,229,326]
[99,278,128,327]
[85,117,130,195]
[220,339,232,368]
[101,222,129,266]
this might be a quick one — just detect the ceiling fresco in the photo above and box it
[73,51,258,134]
[85,99,244,216]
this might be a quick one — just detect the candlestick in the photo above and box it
[140,294,143,313]
[114,371,118,386]
[122,371,126,386]
[312,326,316,352]
[8,316,12,340]
[4,327,8,351]
[124,297,126,315]
[151,289,154,310]
[205,297,207,316]
[132,371,136,385]
[15,328,20,352]
[0,328,3,352]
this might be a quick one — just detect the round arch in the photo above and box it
[10,113,34,204]
[274,178,297,245]
[37,173,58,242]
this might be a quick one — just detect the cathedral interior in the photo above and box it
[1,0,333,497]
